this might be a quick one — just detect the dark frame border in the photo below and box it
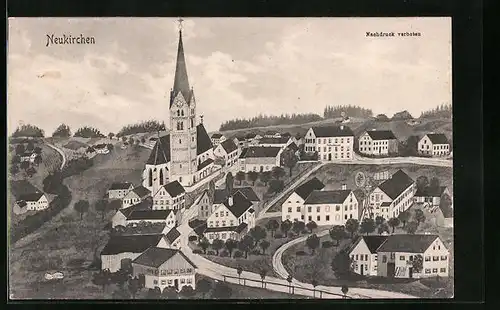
[6,0,483,306]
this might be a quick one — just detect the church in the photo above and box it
[142,25,215,192]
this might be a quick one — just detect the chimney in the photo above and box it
[228,195,233,207]
[342,184,347,190]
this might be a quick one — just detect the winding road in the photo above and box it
[45,141,67,170]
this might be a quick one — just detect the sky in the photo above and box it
[7,17,451,136]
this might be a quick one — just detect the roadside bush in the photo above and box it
[220,250,229,257]
[233,251,243,258]
[322,241,334,248]
[206,250,216,256]
[274,233,283,239]
[192,249,203,254]
[188,236,198,242]
[296,250,307,256]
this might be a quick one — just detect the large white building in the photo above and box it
[132,247,197,292]
[358,130,399,156]
[122,186,151,209]
[304,125,355,161]
[107,182,134,200]
[417,133,450,157]
[238,146,283,173]
[281,177,325,222]
[301,187,360,225]
[152,180,186,211]
[367,170,416,220]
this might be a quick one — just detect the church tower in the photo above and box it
[169,25,198,186]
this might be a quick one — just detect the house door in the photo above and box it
[174,279,179,291]
[328,154,332,161]
[409,267,413,279]
[360,265,364,276]
[387,263,396,278]
[260,166,264,172]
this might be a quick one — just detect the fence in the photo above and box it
[222,275,351,299]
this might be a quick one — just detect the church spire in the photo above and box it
[171,18,191,107]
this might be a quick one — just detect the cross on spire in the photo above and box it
[177,17,184,32]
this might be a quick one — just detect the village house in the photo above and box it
[414,186,451,208]
[107,182,134,200]
[213,187,261,214]
[213,139,239,167]
[367,170,416,220]
[14,192,49,212]
[125,209,178,230]
[112,199,153,228]
[131,247,197,291]
[210,133,226,146]
[281,177,325,222]
[304,125,355,161]
[244,133,262,146]
[238,146,283,173]
[204,191,255,243]
[19,152,37,163]
[100,234,170,272]
[258,136,295,149]
[288,185,359,225]
[195,190,214,220]
[94,143,110,154]
[417,133,450,157]
[122,185,151,209]
[348,235,389,276]
[358,129,399,156]
[376,234,450,279]
[152,180,186,211]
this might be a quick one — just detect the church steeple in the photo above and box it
[171,21,191,107]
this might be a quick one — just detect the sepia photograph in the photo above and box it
[7,17,453,300]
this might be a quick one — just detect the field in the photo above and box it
[8,145,151,299]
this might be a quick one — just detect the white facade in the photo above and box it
[20,195,49,211]
[108,186,134,200]
[213,143,239,167]
[204,203,255,243]
[304,127,354,161]
[418,135,450,157]
[349,239,379,276]
[211,135,226,146]
[122,191,144,209]
[152,187,186,211]
[369,184,416,220]
[281,192,305,222]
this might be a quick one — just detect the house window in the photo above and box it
[365,265,368,271]
[432,268,438,273]
[317,216,320,221]
[168,279,173,285]
[433,256,439,261]
[425,269,431,274]
[154,280,158,285]
[308,207,312,212]
[187,278,193,284]
[161,280,166,285]
[365,255,368,261]
[167,269,172,275]
[181,278,186,284]
[440,268,446,273]
[308,216,312,221]
[288,207,292,213]
[374,255,378,261]
[441,256,447,260]
[344,215,347,220]
[316,206,320,212]
[326,206,330,212]
[326,215,330,221]
[344,205,347,211]
[296,207,301,212]
[187,268,193,273]
[355,255,359,260]
[360,255,363,261]
[161,270,166,275]
[382,256,387,263]
[301,215,304,220]
[336,206,340,211]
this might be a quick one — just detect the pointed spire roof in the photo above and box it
[171,30,192,107]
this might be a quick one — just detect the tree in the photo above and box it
[429,177,441,190]
[108,132,115,139]
[238,235,255,258]
[405,221,419,234]
[179,285,195,299]
[260,269,268,288]
[331,249,353,279]
[52,123,72,138]
[140,137,146,144]
[416,176,430,191]
[10,164,19,176]
[235,171,246,185]
[259,171,272,186]
[306,221,318,233]
[121,136,127,143]
[280,220,293,237]
[161,286,178,299]
[26,166,37,177]
[34,146,42,154]
[20,161,30,171]
[268,179,284,193]
[249,226,267,247]
[211,239,224,255]
[412,255,424,275]
[224,239,238,257]
[377,223,390,235]
[211,282,232,299]
[43,172,64,194]
[329,225,346,246]
[271,166,286,180]
[11,154,21,165]
[398,211,410,228]
[281,148,299,176]
[198,238,210,254]
[266,219,280,237]
[26,141,35,152]
[196,278,212,298]
[128,137,135,145]
[236,266,243,283]
[259,240,271,255]
[345,219,360,238]
[341,285,349,299]
[292,220,306,235]
[414,209,426,225]
[387,217,400,233]
[375,216,385,227]
[74,126,104,138]
[306,234,320,255]
[92,271,106,292]
[34,155,43,166]
[360,218,376,236]
[128,277,140,298]
[74,200,90,220]
[15,144,25,155]
[375,114,390,122]
[225,172,234,193]
[94,199,108,220]
[247,171,259,186]
[107,144,114,151]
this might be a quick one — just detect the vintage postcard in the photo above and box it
[7,17,453,300]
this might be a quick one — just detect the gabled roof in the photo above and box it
[378,170,414,200]
[17,192,45,202]
[222,191,253,218]
[259,137,290,144]
[198,158,214,171]
[220,139,238,154]
[364,130,397,140]
[239,148,248,158]
[286,142,299,152]
[126,210,173,221]
[165,227,181,243]
[100,234,165,255]
[213,187,260,204]
[163,180,185,197]
[132,186,151,198]
[146,134,171,165]
[211,133,223,139]
[132,247,197,269]
[415,186,448,198]
[119,199,153,217]
[349,236,389,254]
[376,234,442,253]
[303,189,352,205]
[109,182,133,190]
[240,146,281,158]
[295,177,325,200]
[426,133,449,144]
[196,124,214,155]
[311,126,354,138]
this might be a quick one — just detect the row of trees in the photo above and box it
[74,126,105,138]
[116,120,166,137]
[10,142,43,177]
[323,105,373,119]
[219,113,323,131]
[419,103,452,119]
[11,124,45,138]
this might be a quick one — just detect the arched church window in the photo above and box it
[148,169,153,187]
[159,169,164,186]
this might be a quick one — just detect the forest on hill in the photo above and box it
[117,120,166,137]
[219,113,323,131]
